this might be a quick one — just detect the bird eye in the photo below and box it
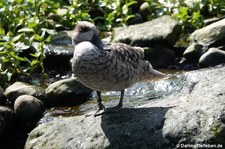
[80,27,89,32]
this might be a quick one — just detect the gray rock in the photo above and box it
[183,43,204,62]
[199,48,225,68]
[14,95,45,122]
[44,44,74,69]
[25,66,225,148]
[45,78,92,106]
[204,16,225,26]
[0,86,5,104]
[190,18,225,47]
[0,106,15,138]
[50,30,73,45]
[144,46,176,68]
[4,82,45,103]
[112,15,182,47]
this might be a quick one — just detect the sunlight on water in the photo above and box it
[40,70,200,123]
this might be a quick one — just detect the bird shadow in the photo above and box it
[100,107,171,149]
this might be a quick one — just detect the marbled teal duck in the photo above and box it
[70,21,166,116]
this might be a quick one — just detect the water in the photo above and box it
[39,69,199,124]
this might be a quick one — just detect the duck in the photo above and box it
[70,21,166,116]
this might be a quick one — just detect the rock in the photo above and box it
[14,95,45,122]
[0,86,5,104]
[199,48,225,68]
[43,31,74,70]
[204,16,225,26]
[45,78,92,107]
[183,43,204,62]
[4,82,45,103]
[50,30,73,45]
[43,44,74,70]
[144,46,176,68]
[190,18,225,48]
[112,15,182,47]
[25,66,225,148]
[0,106,15,139]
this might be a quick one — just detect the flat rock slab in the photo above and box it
[25,66,225,149]
[112,15,181,47]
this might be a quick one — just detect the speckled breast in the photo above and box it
[71,42,139,91]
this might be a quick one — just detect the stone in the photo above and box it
[112,15,182,47]
[144,46,176,68]
[14,95,45,122]
[0,86,5,104]
[0,106,15,139]
[45,78,92,107]
[199,48,225,68]
[204,16,225,26]
[183,43,204,62]
[25,66,225,148]
[50,30,73,45]
[43,44,74,70]
[4,82,45,103]
[190,18,225,48]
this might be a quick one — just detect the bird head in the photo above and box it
[72,21,98,45]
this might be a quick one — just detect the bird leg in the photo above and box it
[106,90,124,112]
[94,90,124,116]
[94,91,105,117]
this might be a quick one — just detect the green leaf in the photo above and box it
[30,53,39,58]
[0,27,5,35]
[34,34,42,41]
[107,12,114,23]
[45,36,51,43]
[18,28,34,33]
[126,1,137,7]
[31,59,39,66]
[41,28,56,35]
[28,21,37,28]
[13,34,23,43]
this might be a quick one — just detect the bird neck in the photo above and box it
[91,34,105,50]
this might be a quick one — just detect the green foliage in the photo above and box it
[145,0,225,30]
[0,0,56,86]
[0,0,225,86]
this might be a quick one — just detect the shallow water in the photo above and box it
[39,69,199,124]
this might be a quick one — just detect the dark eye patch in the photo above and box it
[80,26,89,32]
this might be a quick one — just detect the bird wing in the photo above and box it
[105,43,144,69]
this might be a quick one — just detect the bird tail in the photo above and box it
[140,61,167,81]
[149,68,167,81]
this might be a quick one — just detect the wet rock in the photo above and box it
[4,82,46,103]
[38,31,74,70]
[14,95,45,122]
[0,106,15,139]
[0,87,5,104]
[190,18,225,48]
[44,44,74,70]
[45,78,92,107]
[50,30,73,45]
[25,66,225,148]
[183,43,204,62]
[199,48,225,68]
[112,15,182,47]
[144,46,176,68]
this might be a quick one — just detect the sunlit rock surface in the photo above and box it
[112,15,182,47]
[25,66,225,149]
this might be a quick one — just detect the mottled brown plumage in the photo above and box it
[71,21,166,116]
